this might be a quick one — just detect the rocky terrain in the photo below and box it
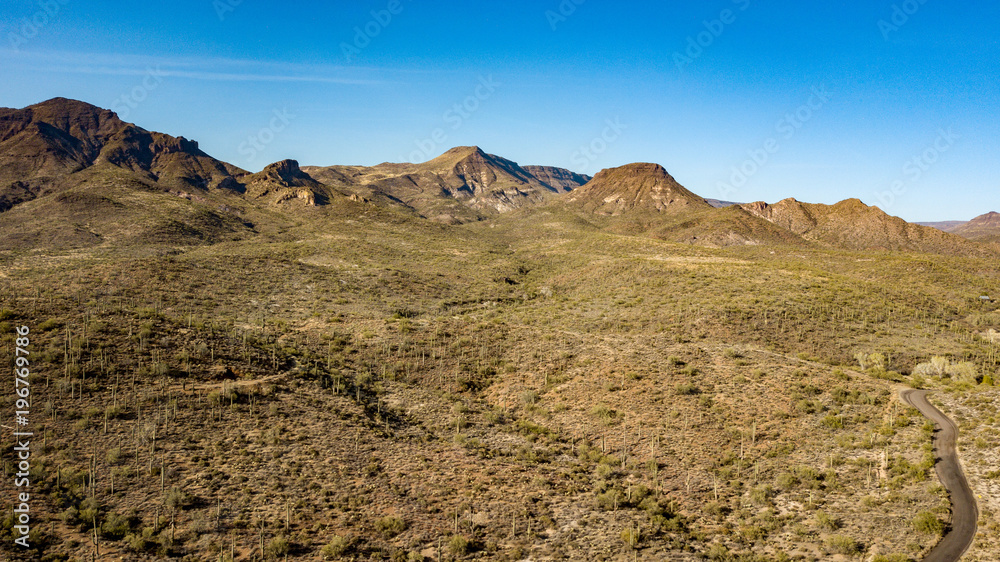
[0,98,998,562]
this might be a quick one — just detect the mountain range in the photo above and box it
[1,97,997,254]
[920,212,1000,244]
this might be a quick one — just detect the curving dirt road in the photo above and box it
[900,389,979,562]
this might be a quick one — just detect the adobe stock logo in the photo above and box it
[213,0,243,22]
[717,85,831,199]
[340,0,413,63]
[110,66,167,121]
[878,0,931,40]
[673,0,752,71]
[238,108,296,163]
[7,0,70,51]
[873,128,960,209]
[545,0,586,31]
[570,118,627,172]
[405,75,501,164]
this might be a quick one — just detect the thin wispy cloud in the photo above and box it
[0,49,403,85]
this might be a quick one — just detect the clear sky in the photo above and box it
[2,0,998,221]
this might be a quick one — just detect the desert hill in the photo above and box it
[3,97,1000,562]
[0,98,993,257]
[242,159,341,207]
[0,99,375,249]
[521,165,591,192]
[0,97,244,210]
[740,198,979,253]
[564,162,711,216]
[950,211,1000,243]
[555,163,806,247]
[303,146,589,223]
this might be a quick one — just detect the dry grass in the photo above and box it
[0,207,997,561]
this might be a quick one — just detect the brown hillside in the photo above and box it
[521,165,590,193]
[564,163,712,216]
[652,205,811,248]
[951,211,1000,242]
[241,159,340,206]
[305,146,566,223]
[0,98,244,212]
[741,198,981,253]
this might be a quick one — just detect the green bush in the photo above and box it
[814,510,839,531]
[321,535,351,558]
[265,535,290,559]
[675,383,699,395]
[826,534,860,555]
[101,511,139,540]
[448,535,469,555]
[375,516,407,538]
[912,511,943,535]
[821,414,844,429]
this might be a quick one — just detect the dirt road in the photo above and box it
[900,389,978,562]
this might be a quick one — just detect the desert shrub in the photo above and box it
[620,525,640,548]
[448,535,469,555]
[164,487,193,511]
[776,472,799,490]
[912,511,943,535]
[740,524,767,541]
[595,487,625,511]
[77,497,101,531]
[814,510,839,531]
[37,318,62,331]
[590,404,618,425]
[706,543,730,560]
[265,535,290,559]
[101,511,139,540]
[826,534,860,555]
[750,485,774,506]
[125,527,157,552]
[675,383,699,395]
[375,516,407,538]
[821,414,844,429]
[945,361,979,384]
[321,535,351,558]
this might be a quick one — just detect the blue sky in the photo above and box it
[1,0,998,221]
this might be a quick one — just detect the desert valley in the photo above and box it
[1,97,999,562]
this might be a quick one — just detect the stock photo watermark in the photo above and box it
[878,0,931,40]
[7,0,70,51]
[110,66,167,121]
[545,0,586,31]
[11,325,34,548]
[570,117,627,172]
[239,108,296,164]
[213,0,243,22]
[405,75,501,163]
[341,0,413,63]
[717,84,831,198]
[673,0,751,70]
[873,128,959,209]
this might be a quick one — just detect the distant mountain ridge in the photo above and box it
[739,198,968,252]
[919,212,1000,243]
[0,97,994,256]
[950,212,1000,243]
[303,146,589,223]
[0,97,244,211]
[564,163,711,216]
[555,162,985,253]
